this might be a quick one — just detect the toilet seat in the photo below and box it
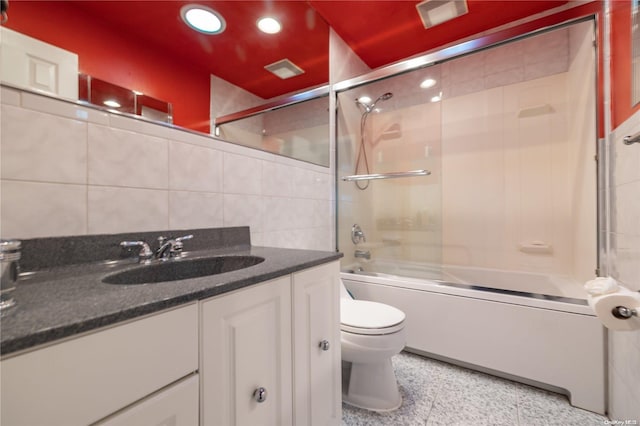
[341,299,405,335]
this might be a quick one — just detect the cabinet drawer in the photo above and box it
[95,374,199,426]
[1,303,198,426]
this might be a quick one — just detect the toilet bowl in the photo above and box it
[340,281,406,411]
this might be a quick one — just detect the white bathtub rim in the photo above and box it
[340,271,596,316]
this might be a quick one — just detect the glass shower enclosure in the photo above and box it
[336,20,598,299]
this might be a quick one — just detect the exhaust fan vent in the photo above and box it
[264,59,305,79]
[416,0,468,29]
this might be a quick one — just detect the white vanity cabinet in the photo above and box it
[0,303,199,426]
[1,260,340,426]
[201,261,341,426]
[201,276,293,426]
[292,262,342,426]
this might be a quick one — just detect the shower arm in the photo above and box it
[341,169,431,182]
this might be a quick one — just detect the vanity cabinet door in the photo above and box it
[292,262,341,426]
[201,276,293,426]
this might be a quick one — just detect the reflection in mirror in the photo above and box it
[1,0,330,166]
[216,94,330,166]
[78,74,173,124]
[633,0,640,105]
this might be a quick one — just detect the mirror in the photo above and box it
[633,0,640,105]
[1,1,330,165]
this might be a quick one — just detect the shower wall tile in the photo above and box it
[1,105,88,184]
[1,180,87,239]
[88,186,168,234]
[88,124,169,189]
[168,142,223,192]
[441,28,569,101]
[169,191,223,230]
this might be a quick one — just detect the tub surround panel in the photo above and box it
[0,87,334,252]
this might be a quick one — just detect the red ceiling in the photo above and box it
[72,1,330,99]
[7,0,569,100]
[311,0,569,69]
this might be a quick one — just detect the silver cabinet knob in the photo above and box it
[253,387,267,403]
[319,340,330,351]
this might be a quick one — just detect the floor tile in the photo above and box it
[343,351,609,426]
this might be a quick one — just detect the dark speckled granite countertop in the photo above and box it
[0,227,342,357]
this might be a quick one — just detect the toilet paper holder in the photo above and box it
[612,306,638,319]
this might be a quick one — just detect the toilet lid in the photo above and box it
[341,299,405,335]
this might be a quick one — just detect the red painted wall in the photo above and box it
[611,0,640,129]
[4,1,211,133]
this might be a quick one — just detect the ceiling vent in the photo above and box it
[264,59,305,79]
[416,0,468,29]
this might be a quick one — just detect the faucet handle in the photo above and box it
[120,241,153,261]
[175,234,193,243]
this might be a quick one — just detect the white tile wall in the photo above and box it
[0,86,335,251]
[608,109,640,422]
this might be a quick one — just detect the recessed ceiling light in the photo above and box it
[257,17,281,34]
[181,5,225,34]
[420,78,437,89]
[103,100,121,108]
[431,93,442,103]
[358,96,372,104]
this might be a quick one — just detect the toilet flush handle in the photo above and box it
[319,340,330,351]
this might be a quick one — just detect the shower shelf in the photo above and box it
[341,169,431,181]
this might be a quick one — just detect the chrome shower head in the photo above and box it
[355,92,393,113]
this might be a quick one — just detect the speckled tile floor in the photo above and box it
[342,351,609,426]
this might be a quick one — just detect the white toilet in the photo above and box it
[340,280,406,411]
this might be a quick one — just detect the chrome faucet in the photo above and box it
[120,234,193,262]
[155,234,193,259]
[120,240,154,262]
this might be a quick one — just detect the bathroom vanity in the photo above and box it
[0,227,342,426]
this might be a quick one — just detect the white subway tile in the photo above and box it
[169,142,222,192]
[88,186,168,234]
[222,152,262,195]
[615,181,640,237]
[169,191,223,230]
[88,124,169,189]
[1,180,87,238]
[1,105,88,184]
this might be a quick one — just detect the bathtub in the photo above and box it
[341,261,606,414]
